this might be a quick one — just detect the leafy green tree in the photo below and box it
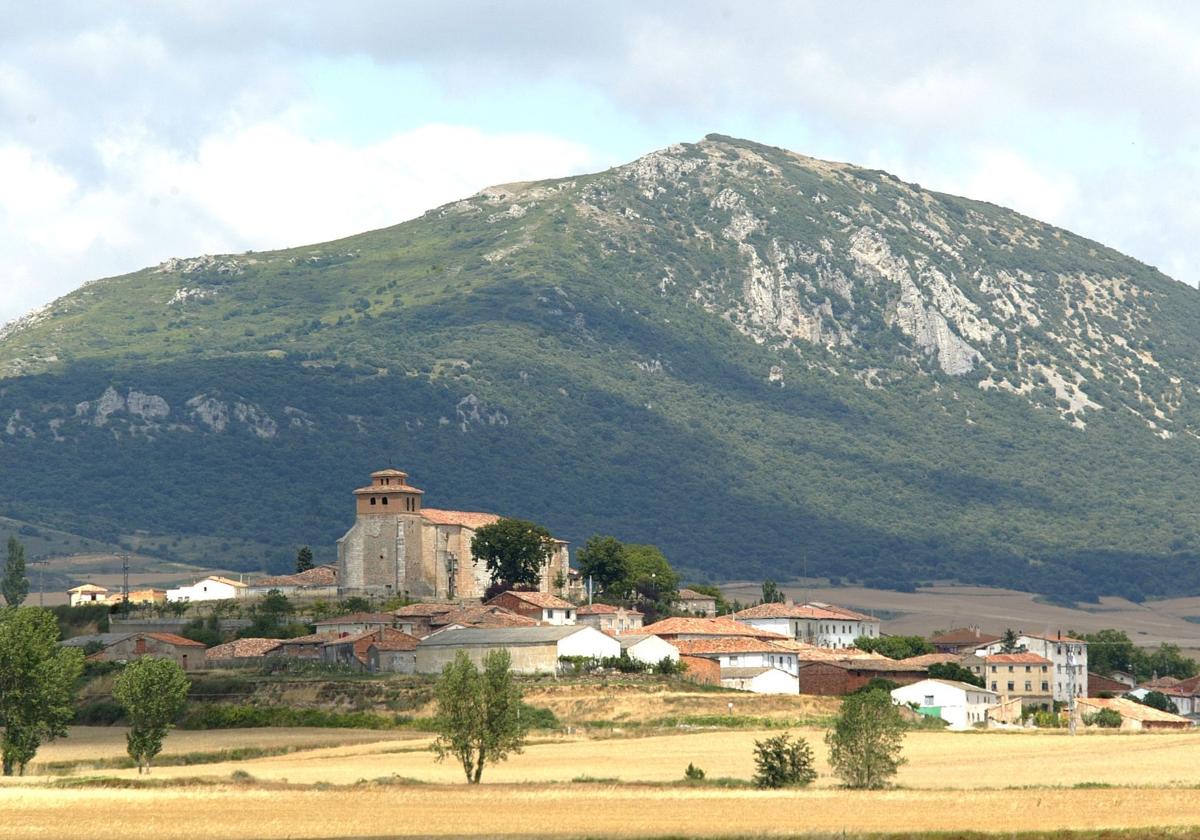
[853,635,933,660]
[761,580,784,604]
[1136,690,1179,714]
[295,546,314,573]
[825,690,907,789]
[999,629,1022,653]
[431,649,527,783]
[471,518,554,592]
[0,608,84,775]
[112,657,190,773]
[752,732,817,788]
[2,538,28,607]
[1078,629,1136,676]
[576,535,630,594]
[258,590,294,625]
[926,662,985,688]
[1136,644,1198,682]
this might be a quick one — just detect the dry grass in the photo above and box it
[57,726,1200,789]
[25,726,404,770]
[9,723,1200,837]
[523,682,840,726]
[4,784,1200,839]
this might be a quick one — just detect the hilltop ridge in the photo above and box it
[3,135,1200,601]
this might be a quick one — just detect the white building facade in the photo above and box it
[731,601,880,649]
[166,576,246,603]
[891,679,999,730]
[720,666,799,694]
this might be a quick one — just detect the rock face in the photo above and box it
[3,134,1200,599]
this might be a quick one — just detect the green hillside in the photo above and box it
[3,134,1200,602]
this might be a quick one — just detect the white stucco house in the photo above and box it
[671,637,802,676]
[68,584,111,607]
[166,575,247,603]
[731,601,879,649]
[720,666,799,694]
[891,679,999,730]
[616,634,679,666]
[981,633,1088,702]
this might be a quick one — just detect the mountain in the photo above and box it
[4,134,1200,602]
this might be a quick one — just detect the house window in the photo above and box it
[1007,681,1014,691]
[924,695,935,706]
[381,496,388,505]
[1007,666,1014,673]
[370,497,377,505]
[1024,682,1032,691]
[991,682,998,691]
[1042,682,1049,691]
[1025,665,1031,673]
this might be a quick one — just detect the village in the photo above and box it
[56,468,1199,734]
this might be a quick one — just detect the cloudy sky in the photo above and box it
[3,2,1200,323]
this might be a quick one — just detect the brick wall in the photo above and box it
[680,655,720,685]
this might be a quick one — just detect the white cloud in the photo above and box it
[0,123,595,323]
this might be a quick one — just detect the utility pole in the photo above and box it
[1066,645,1077,736]
[121,553,130,617]
[37,557,45,607]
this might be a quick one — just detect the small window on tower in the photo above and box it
[382,496,388,505]
[370,497,377,505]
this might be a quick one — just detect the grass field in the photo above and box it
[5,725,1200,838]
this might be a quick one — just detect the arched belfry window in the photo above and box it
[370,496,377,505]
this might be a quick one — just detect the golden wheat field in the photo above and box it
[5,725,1200,838]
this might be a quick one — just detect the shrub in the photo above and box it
[1082,708,1122,728]
[684,762,705,781]
[851,678,900,695]
[74,699,125,725]
[752,732,817,789]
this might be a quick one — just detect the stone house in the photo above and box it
[676,588,718,617]
[731,601,880,649]
[577,603,644,634]
[313,612,397,635]
[88,632,207,671]
[368,634,420,674]
[414,625,620,675]
[1076,697,1192,730]
[275,632,344,660]
[323,627,420,670]
[336,468,571,601]
[485,591,576,625]
[204,637,283,668]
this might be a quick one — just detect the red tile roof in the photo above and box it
[395,602,458,617]
[929,628,1002,646]
[733,601,874,621]
[313,612,395,626]
[205,638,283,659]
[488,590,574,610]
[144,632,207,647]
[367,630,421,652]
[438,605,537,628]
[278,632,344,646]
[250,565,337,588]
[985,653,1052,665]
[640,616,789,639]
[671,637,795,656]
[420,508,501,529]
[677,589,717,601]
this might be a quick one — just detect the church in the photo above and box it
[336,468,571,601]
